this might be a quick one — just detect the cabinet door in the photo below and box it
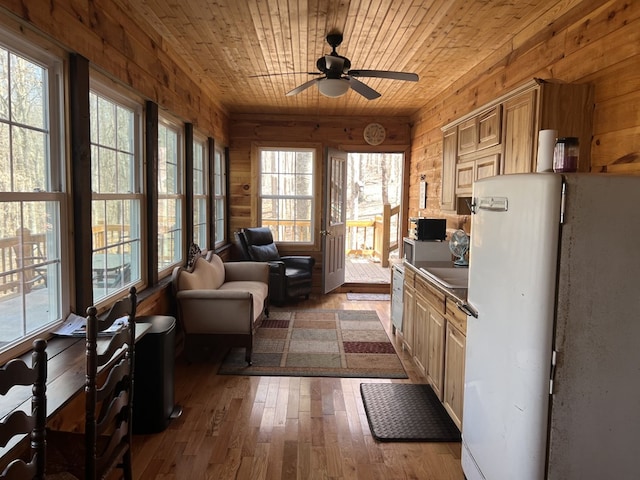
[401,283,415,354]
[475,154,500,180]
[478,106,501,150]
[413,292,429,377]
[443,321,466,429]
[502,89,536,174]
[455,160,475,196]
[391,270,404,333]
[457,117,478,156]
[441,127,458,211]
[426,308,446,400]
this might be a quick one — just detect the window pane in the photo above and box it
[157,120,183,271]
[10,53,46,130]
[97,96,116,148]
[0,124,9,191]
[158,124,180,195]
[158,197,182,269]
[259,148,314,243]
[0,200,61,342]
[12,127,47,192]
[213,146,226,247]
[90,89,141,303]
[193,197,206,248]
[0,48,9,121]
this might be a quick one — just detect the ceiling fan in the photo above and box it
[259,31,419,100]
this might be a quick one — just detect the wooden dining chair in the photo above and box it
[47,287,137,480]
[0,339,47,480]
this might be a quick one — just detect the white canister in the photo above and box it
[536,129,557,172]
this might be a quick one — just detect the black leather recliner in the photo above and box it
[236,227,315,306]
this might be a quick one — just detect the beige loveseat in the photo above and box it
[171,251,269,364]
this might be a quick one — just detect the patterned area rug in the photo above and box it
[218,310,407,378]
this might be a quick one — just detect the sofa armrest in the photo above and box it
[224,261,269,283]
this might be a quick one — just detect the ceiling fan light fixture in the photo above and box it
[317,78,350,97]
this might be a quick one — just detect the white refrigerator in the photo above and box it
[461,173,640,480]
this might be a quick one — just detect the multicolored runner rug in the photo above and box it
[217,310,407,378]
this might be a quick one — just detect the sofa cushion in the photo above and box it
[178,256,225,291]
[219,280,268,322]
[206,254,227,289]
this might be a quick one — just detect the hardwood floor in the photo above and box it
[131,294,464,479]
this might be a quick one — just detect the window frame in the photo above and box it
[88,76,145,306]
[192,133,209,251]
[156,114,184,276]
[0,27,68,364]
[257,146,316,246]
[213,143,227,248]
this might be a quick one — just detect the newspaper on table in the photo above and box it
[54,312,129,337]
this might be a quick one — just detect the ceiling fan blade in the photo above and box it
[348,70,419,82]
[286,77,321,96]
[347,77,381,100]
[250,71,320,78]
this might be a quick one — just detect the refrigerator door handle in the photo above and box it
[476,196,509,211]
[457,301,478,318]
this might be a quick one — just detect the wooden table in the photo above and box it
[0,323,151,461]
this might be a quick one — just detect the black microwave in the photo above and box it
[409,218,446,241]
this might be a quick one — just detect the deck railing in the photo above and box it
[346,203,400,267]
[0,230,47,296]
[261,205,400,267]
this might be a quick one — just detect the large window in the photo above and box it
[157,118,183,272]
[259,148,314,243]
[0,36,65,360]
[213,145,226,247]
[90,85,142,304]
[193,136,208,250]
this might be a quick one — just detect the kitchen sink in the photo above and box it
[419,267,469,289]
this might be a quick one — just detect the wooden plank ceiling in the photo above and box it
[115,0,582,117]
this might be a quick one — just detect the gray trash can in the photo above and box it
[133,315,182,434]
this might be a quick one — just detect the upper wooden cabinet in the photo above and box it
[456,106,501,156]
[478,106,501,150]
[455,154,500,196]
[502,90,536,174]
[440,127,458,211]
[441,79,594,212]
[457,117,478,155]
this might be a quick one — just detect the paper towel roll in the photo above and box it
[537,129,557,172]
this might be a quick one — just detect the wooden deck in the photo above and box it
[344,256,392,284]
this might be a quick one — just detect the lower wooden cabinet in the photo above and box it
[426,308,446,400]
[412,290,429,376]
[403,265,467,428]
[401,281,416,355]
[443,321,466,429]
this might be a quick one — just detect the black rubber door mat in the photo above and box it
[360,383,461,442]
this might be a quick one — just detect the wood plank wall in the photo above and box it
[409,0,640,226]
